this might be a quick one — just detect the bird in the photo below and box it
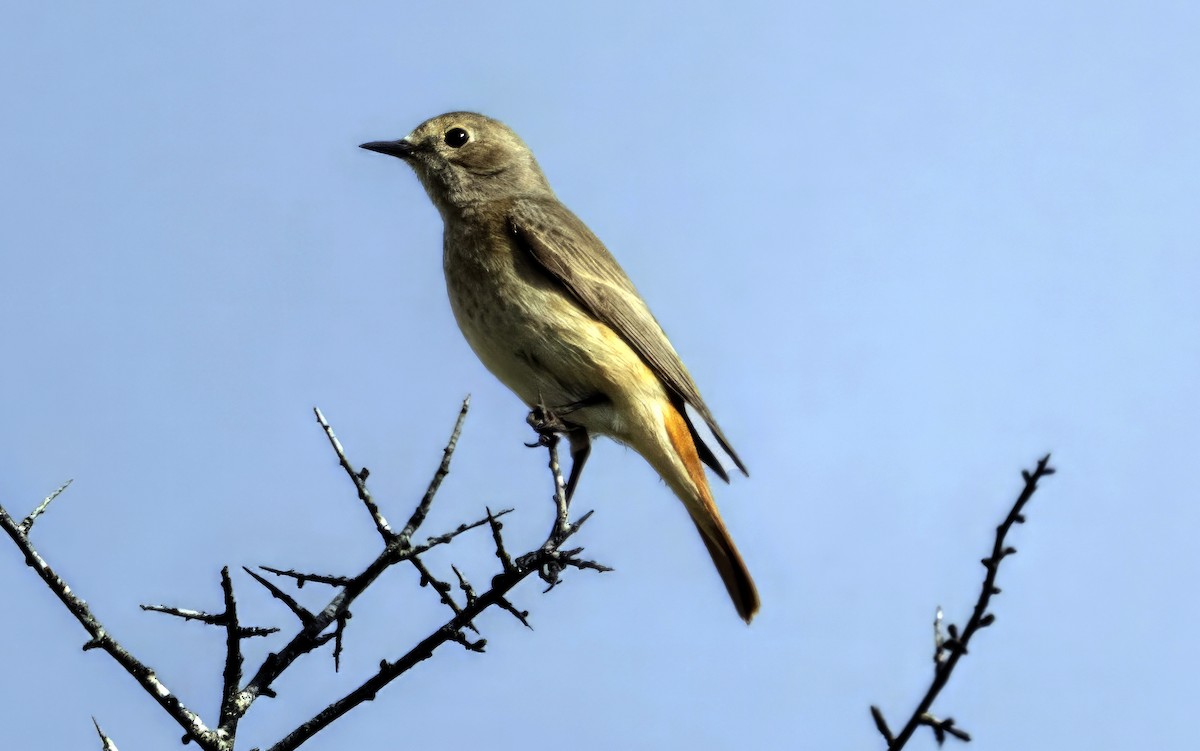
[361,112,759,622]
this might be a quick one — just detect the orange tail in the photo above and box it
[661,402,760,623]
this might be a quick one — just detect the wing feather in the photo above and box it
[506,197,748,479]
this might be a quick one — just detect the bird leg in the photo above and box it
[524,403,572,446]
[563,427,591,503]
[525,394,604,502]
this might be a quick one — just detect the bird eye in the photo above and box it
[444,128,469,148]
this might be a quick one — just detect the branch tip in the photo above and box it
[872,454,1055,748]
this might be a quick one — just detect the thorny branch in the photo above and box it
[870,454,1056,749]
[0,398,607,750]
[92,717,119,751]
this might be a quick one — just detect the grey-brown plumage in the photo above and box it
[362,112,759,622]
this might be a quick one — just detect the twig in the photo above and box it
[420,509,513,548]
[314,407,393,540]
[487,507,515,573]
[20,478,73,534]
[2,396,607,751]
[243,566,315,626]
[92,717,119,751]
[0,505,220,750]
[259,567,351,588]
[263,542,596,751]
[871,454,1056,749]
[413,557,478,632]
[140,605,225,625]
[331,611,351,671]
[217,568,244,742]
[399,396,471,545]
[232,400,483,721]
[261,409,606,751]
[451,564,477,607]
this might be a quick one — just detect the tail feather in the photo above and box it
[659,401,760,623]
[694,515,760,623]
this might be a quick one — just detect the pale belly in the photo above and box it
[442,227,664,444]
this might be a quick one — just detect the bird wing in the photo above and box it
[505,196,747,480]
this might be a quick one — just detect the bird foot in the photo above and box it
[525,405,570,448]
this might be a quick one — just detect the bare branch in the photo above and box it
[412,557,478,633]
[259,566,351,588]
[448,629,487,653]
[140,604,226,625]
[873,454,1056,749]
[0,505,220,750]
[487,506,515,574]
[919,713,972,744]
[870,705,895,745]
[243,566,315,627]
[398,395,471,545]
[314,406,394,540]
[450,564,477,608]
[262,414,607,751]
[232,401,483,720]
[92,717,119,751]
[217,568,244,742]
[20,478,73,534]
[3,396,606,751]
[494,595,531,629]
[418,507,513,548]
[263,543,591,751]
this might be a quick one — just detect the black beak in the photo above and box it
[359,139,415,159]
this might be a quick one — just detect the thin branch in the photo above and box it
[4,396,606,751]
[494,595,532,629]
[487,507,515,573]
[449,629,487,652]
[262,415,606,751]
[872,454,1056,749]
[140,597,276,639]
[0,505,220,750]
[20,478,73,533]
[451,564,477,608]
[140,604,225,625]
[398,395,471,545]
[419,508,514,548]
[217,568,244,742]
[919,713,971,744]
[331,610,351,672]
[232,400,482,721]
[314,406,393,540]
[542,433,572,545]
[412,556,478,632]
[263,544,594,751]
[243,566,315,627]
[236,507,509,717]
[92,717,119,751]
[871,706,895,745]
[258,567,351,588]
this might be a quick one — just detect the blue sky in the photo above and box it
[3,2,1197,749]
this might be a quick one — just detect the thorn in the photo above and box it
[870,705,895,743]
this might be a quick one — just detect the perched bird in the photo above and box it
[362,113,759,622]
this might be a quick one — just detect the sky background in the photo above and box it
[2,2,1197,750]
